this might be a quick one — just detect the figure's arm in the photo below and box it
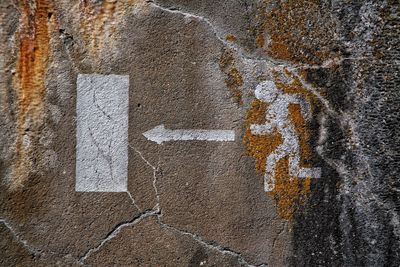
[288,95,312,121]
[250,123,275,135]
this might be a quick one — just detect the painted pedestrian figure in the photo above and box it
[250,81,321,192]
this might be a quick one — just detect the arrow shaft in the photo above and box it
[165,129,235,142]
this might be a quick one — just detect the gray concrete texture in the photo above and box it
[0,0,399,266]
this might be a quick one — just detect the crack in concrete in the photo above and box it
[78,209,160,264]
[147,0,369,73]
[86,88,140,209]
[0,219,41,257]
[87,127,115,184]
[78,205,266,266]
[127,191,141,212]
[292,70,338,117]
[129,144,161,211]
[268,222,287,264]
[125,145,267,266]
[92,86,113,121]
[74,3,347,265]
[78,145,161,264]
[147,0,336,120]
[87,127,142,210]
[147,0,257,62]
[4,1,394,265]
[158,217,264,267]
[93,2,352,265]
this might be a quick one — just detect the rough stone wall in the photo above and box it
[0,0,399,266]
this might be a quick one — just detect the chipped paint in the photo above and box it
[12,0,51,190]
[244,71,320,220]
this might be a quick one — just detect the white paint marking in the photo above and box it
[143,124,235,144]
[251,80,321,192]
[76,74,129,192]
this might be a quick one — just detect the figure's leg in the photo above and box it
[280,125,302,180]
[288,153,300,178]
[264,146,286,192]
[298,167,321,178]
[289,153,321,178]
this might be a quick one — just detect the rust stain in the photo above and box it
[13,0,51,190]
[244,72,318,220]
[79,0,141,61]
[219,48,243,106]
[256,0,338,65]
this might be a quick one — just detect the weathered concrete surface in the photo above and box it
[0,0,399,266]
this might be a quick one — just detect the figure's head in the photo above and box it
[254,80,279,102]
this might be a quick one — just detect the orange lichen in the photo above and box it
[271,157,311,221]
[268,101,313,221]
[243,100,282,173]
[275,69,317,112]
[255,33,265,48]
[13,0,51,190]
[243,72,318,220]
[219,48,244,106]
[225,34,237,42]
[219,48,235,70]
[256,0,338,64]
[225,68,244,105]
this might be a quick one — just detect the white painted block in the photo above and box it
[76,74,129,192]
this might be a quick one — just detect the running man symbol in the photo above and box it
[250,80,321,192]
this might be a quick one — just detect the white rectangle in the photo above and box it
[76,74,129,192]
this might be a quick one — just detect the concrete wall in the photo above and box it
[0,0,399,266]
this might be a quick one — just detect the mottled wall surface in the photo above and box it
[0,0,399,266]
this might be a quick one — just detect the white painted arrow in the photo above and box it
[143,124,235,144]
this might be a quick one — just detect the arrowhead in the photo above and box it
[143,124,167,144]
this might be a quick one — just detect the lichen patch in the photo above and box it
[255,1,339,65]
[219,48,244,105]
